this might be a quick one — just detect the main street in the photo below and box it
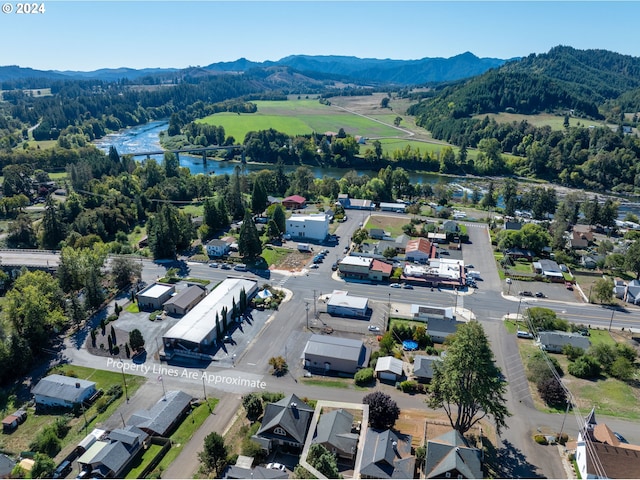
[39,213,640,478]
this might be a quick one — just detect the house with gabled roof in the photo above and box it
[360,429,415,479]
[537,331,591,353]
[163,285,206,316]
[32,374,97,410]
[312,408,359,461]
[253,394,314,453]
[127,390,193,436]
[413,355,443,383]
[427,317,464,344]
[282,195,306,209]
[425,430,483,479]
[405,238,436,263]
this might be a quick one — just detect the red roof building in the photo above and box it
[405,238,435,262]
[282,195,307,209]
[370,259,393,281]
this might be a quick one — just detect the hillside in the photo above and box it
[0,52,507,86]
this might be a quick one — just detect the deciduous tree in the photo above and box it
[199,432,228,477]
[362,391,400,430]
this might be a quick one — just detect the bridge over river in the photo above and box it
[130,145,245,163]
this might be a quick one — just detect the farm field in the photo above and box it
[472,112,611,130]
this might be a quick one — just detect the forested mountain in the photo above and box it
[0,52,507,86]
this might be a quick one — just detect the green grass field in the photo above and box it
[197,99,402,141]
[473,112,610,131]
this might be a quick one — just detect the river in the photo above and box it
[93,121,640,218]
[92,120,471,189]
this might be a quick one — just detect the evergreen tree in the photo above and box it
[272,204,286,234]
[40,196,66,249]
[199,432,229,477]
[229,165,245,220]
[238,209,262,259]
[251,177,268,214]
[274,159,289,196]
[480,181,497,209]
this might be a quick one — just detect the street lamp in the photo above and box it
[119,360,129,402]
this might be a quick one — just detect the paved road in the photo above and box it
[33,215,640,478]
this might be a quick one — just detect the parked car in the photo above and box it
[234,263,247,271]
[535,292,546,298]
[266,463,287,472]
[222,335,233,343]
[403,284,413,289]
[466,264,475,269]
[368,325,381,332]
[614,432,629,443]
[517,330,534,339]
[343,246,350,254]
[519,291,533,297]
[390,283,401,288]
[209,262,219,268]
[506,278,512,284]
[221,263,231,270]
[331,262,338,271]
[309,264,319,269]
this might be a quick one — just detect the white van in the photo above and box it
[234,264,247,271]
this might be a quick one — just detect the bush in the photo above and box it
[536,377,568,408]
[354,368,375,386]
[568,355,601,378]
[106,384,123,398]
[29,428,61,457]
[562,344,584,362]
[398,380,419,393]
[534,434,548,445]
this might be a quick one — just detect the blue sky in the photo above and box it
[2,1,639,71]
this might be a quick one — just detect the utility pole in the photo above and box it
[305,302,310,330]
[608,308,615,331]
[313,289,317,318]
[120,361,129,402]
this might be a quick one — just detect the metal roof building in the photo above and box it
[303,335,369,374]
[327,291,369,318]
[162,278,258,351]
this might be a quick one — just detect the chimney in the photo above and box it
[76,382,81,388]
[392,440,399,456]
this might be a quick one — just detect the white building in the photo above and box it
[162,278,258,352]
[327,291,369,318]
[286,213,329,241]
[379,202,407,213]
[205,239,231,258]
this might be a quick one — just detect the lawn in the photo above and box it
[0,364,145,459]
[126,443,164,479]
[301,378,351,389]
[472,112,610,131]
[259,246,291,269]
[365,214,409,238]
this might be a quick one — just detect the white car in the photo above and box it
[309,264,319,269]
[368,325,381,332]
[390,283,401,288]
[266,463,286,472]
[506,278,512,284]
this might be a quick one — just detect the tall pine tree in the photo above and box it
[238,209,262,259]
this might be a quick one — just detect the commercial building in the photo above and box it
[163,284,207,316]
[137,283,175,311]
[379,202,407,213]
[303,335,370,374]
[327,291,369,318]
[162,278,258,352]
[338,256,392,282]
[403,258,464,288]
[286,213,329,241]
[405,238,436,263]
[337,194,375,210]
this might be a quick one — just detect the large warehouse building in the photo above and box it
[162,278,257,352]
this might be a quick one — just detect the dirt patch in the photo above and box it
[271,251,312,272]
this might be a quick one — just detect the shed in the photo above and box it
[375,356,404,382]
[163,285,206,316]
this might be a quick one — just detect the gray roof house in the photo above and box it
[360,429,415,479]
[128,390,193,436]
[312,409,359,460]
[626,279,640,305]
[537,331,591,353]
[413,355,443,383]
[32,374,97,410]
[425,430,483,479]
[427,318,463,344]
[78,425,149,479]
[206,238,231,258]
[253,394,314,453]
[303,335,370,374]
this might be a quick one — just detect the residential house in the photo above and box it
[625,279,640,305]
[337,194,375,210]
[369,228,389,240]
[613,279,627,299]
[205,238,231,258]
[370,259,392,282]
[505,248,535,261]
[312,409,359,461]
[570,230,594,249]
[581,255,598,269]
[405,238,436,263]
[163,285,207,316]
[327,291,369,318]
[533,259,564,282]
[411,305,455,323]
[379,202,407,213]
[360,429,415,479]
[303,335,370,374]
[537,331,591,353]
[32,374,97,410]
[427,232,447,244]
[375,356,404,382]
[282,195,306,210]
[442,220,459,236]
[127,390,193,436]
[427,317,464,344]
[0,454,15,478]
[77,425,149,479]
[137,283,176,311]
[413,355,443,383]
[253,394,314,453]
[424,430,483,479]
[377,235,409,256]
[286,214,329,241]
